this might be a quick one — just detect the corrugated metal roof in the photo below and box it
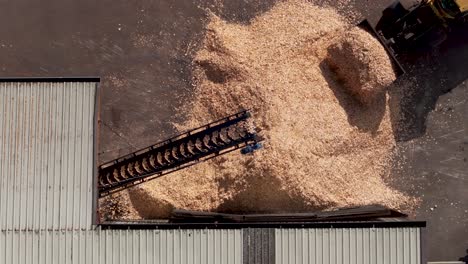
[0,81,97,231]
[275,228,421,264]
[0,227,424,264]
[0,229,243,264]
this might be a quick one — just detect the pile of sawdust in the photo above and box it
[326,28,397,104]
[120,0,416,219]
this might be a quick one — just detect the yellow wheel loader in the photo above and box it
[374,0,467,55]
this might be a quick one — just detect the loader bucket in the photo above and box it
[358,19,406,77]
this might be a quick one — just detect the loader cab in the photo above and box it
[375,2,447,54]
[374,0,468,56]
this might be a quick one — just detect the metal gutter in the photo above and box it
[0,77,100,82]
[100,220,427,230]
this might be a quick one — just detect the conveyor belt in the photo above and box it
[98,110,262,197]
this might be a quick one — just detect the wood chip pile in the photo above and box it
[325,28,397,104]
[109,0,417,219]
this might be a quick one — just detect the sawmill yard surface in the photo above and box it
[0,0,466,261]
[122,1,416,221]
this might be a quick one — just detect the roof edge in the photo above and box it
[0,77,100,82]
[100,220,427,230]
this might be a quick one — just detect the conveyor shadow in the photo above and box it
[127,187,175,219]
[215,156,330,214]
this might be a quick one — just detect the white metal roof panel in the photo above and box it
[0,229,243,264]
[275,228,421,264]
[0,81,97,231]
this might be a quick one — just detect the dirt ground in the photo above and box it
[0,0,466,260]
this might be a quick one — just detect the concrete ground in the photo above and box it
[388,23,468,260]
[0,0,466,261]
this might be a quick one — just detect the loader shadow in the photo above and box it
[459,248,468,263]
[386,25,468,141]
[319,61,387,134]
[319,23,468,141]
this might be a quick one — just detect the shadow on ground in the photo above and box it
[319,61,387,133]
[389,25,468,141]
[214,163,328,214]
